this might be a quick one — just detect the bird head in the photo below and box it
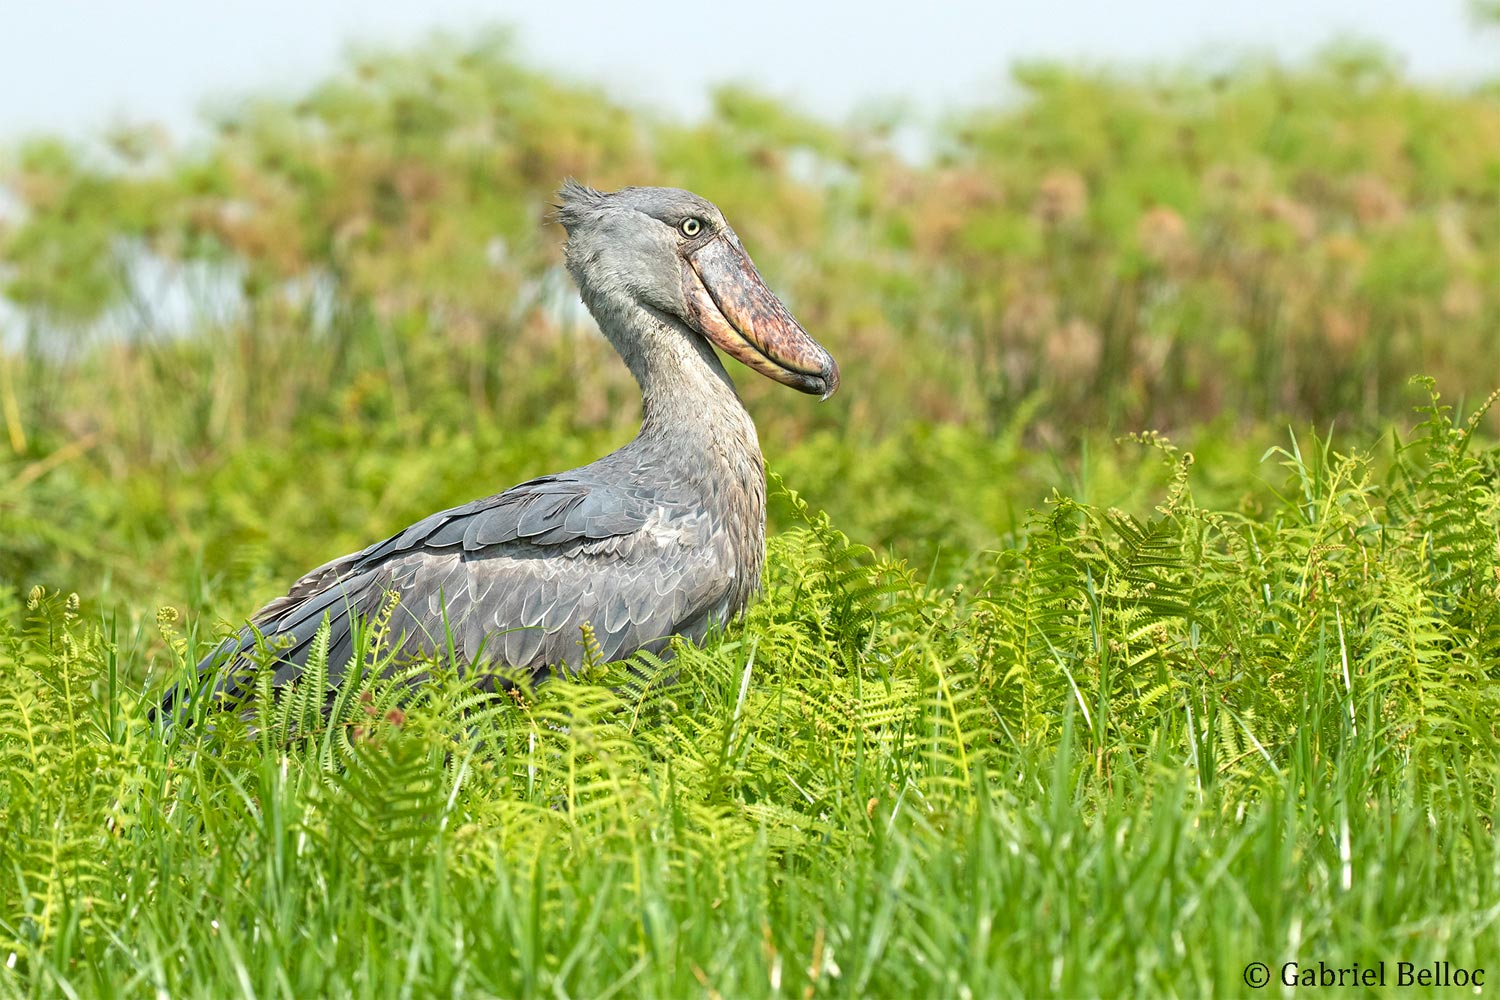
[555,181,839,399]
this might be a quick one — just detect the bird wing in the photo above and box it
[201,474,737,700]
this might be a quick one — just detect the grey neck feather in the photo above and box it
[581,284,761,468]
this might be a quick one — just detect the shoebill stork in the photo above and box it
[193,182,839,705]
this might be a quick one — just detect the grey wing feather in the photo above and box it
[199,472,734,702]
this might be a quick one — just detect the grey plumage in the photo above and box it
[194,182,838,705]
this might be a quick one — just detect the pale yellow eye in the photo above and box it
[680,217,702,237]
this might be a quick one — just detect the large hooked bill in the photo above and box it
[681,235,840,398]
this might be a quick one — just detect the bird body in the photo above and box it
[196,182,837,703]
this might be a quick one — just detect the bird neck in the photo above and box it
[585,286,763,473]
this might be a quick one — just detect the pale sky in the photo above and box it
[0,1,1494,141]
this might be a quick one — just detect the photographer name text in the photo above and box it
[1241,961,1484,990]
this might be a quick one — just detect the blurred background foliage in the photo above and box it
[0,31,1497,615]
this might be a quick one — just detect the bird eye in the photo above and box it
[680,217,703,237]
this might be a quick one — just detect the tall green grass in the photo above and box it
[3,381,1496,997]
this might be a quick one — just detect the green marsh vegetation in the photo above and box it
[2,33,1499,997]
